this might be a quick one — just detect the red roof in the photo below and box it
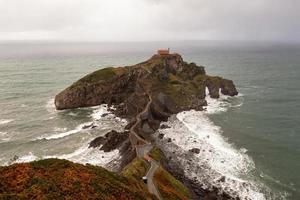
[157,49,170,55]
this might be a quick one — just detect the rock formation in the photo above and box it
[53,53,239,199]
[55,53,238,140]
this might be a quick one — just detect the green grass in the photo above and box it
[154,167,190,200]
[78,67,117,83]
[168,74,182,84]
[149,147,166,163]
[69,67,127,90]
[121,158,150,181]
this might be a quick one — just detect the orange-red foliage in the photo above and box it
[0,159,154,200]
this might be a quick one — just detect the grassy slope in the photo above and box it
[0,159,154,200]
[149,147,191,200]
[121,158,150,182]
[154,167,190,200]
[70,67,126,89]
[149,147,166,163]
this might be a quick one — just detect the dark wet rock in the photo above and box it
[158,133,165,139]
[160,124,171,129]
[218,176,226,182]
[82,123,95,129]
[167,138,172,142]
[124,118,136,130]
[101,113,110,117]
[89,136,106,148]
[189,148,200,154]
[89,130,128,152]
[158,148,240,200]
[141,122,154,134]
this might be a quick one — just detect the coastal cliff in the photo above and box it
[0,53,239,200]
[54,53,239,199]
[55,53,237,138]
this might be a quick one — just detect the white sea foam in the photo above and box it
[36,104,126,141]
[44,145,119,166]
[37,122,93,140]
[158,112,266,200]
[204,87,244,114]
[20,104,27,108]
[0,131,7,136]
[176,110,254,177]
[68,112,78,116]
[12,145,119,168]
[14,152,38,164]
[91,104,127,123]
[0,119,14,125]
[155,89,267,200]
[46,98,56,113]
[91,104,110,120]
[0,132,11,143]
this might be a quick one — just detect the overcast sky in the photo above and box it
[0,0,299,41]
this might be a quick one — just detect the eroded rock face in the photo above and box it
[206,76,238,98]
[56,53,238,139]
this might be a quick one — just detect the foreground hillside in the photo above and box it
[0,159,155,200]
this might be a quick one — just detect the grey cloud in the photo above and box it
[0,0,299,41]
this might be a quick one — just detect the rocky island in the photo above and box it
[0,52,239,200]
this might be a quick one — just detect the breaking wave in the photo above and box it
[11,144,119,168]
[0,119,14,125]
[36,122,93,140]
[156,90,274,200]
[44,145,119,166]
[204,87,244,114]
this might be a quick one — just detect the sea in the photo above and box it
[0,41,299,199]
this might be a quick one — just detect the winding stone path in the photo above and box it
[128,84,162,200]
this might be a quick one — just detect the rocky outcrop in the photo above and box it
[206,76,238,98]
[55,54,238,113]
[55,53,238,115]
[189,148,200,154]
[89,130,128,152]
[55,53,239,198]
[55,52,238,155]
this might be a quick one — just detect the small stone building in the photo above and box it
[157,48,170,55]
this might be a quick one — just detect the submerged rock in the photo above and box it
[189,148,200,154]
[89,130,128,152]
[160,124,171,129]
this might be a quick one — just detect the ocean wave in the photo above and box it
[91,104,110,120]
[91,105,127,123]
[36,122,93,140]
[46,98,56,114]
[177,111,255,176]
[158,111,267,200]
[36,104,126,141]
[204,87,244,114]
[44,145,119,166]
[11,145,119,167]
[0,119,14,125]
[14,152,38,164]
[0,132,11,143]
